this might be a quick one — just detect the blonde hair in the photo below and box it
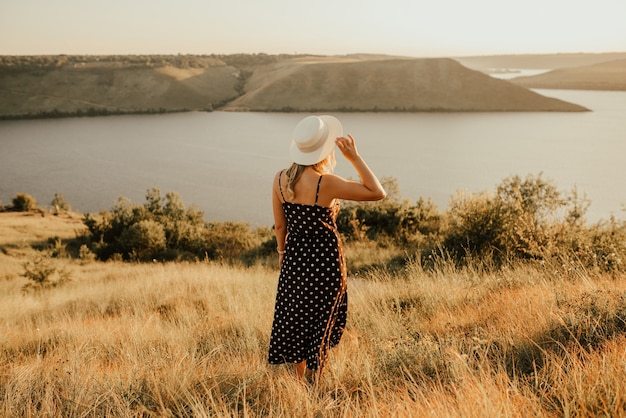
[284,152,336,200]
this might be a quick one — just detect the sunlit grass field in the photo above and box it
[2,212,626,417]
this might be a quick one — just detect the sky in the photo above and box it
[1,0,625,57]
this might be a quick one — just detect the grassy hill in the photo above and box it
[0,54,588,119]
[511,58,626,91]
[0,55,243,118]
[223,56,586,112]
[2,211,626,416]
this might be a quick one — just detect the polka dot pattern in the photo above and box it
[268,200,347,371]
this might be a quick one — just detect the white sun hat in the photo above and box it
[290,115,343,165]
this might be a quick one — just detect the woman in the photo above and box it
[268,115,386,382]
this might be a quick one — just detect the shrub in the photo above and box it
[441,173,587,267]
[48,236,68,258]
[11,193,37,212]
[119,219,167,261]
[78,244,96,263]
[202,221,258,260]
[75,176,625,272]
[395,197,443,248]
[21,254,70,293]
[581,217,626,274]
[83,188,266,263]
[442,190,504,262]
[495,173,563,260]
[337,177,442,249]
[50,193,71,214]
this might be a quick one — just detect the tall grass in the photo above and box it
[2,250,626,416]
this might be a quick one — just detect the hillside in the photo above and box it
[0,55,243,118]
[510,58,626,91]
[455,52,626,70]
[223,56,586,112]
[0,54,588,119]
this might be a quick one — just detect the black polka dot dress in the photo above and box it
[268,174,347,371]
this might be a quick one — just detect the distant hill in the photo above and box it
[0,54,588,119]
[510,59,626,91]
[0,55,243,118]
[455,52,626,70]
[223,56,586,112]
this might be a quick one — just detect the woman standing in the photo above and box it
[268,115,386,382]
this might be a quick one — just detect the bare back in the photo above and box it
[279,167,337,208]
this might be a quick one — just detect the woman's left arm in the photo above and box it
[272,172,287,267]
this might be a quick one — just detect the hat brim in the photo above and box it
[290,115,343,165]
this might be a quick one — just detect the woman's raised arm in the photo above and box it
[329,134,386,202]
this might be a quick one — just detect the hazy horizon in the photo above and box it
[1,0,625,57]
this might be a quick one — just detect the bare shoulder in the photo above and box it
[274,169,286,183]
[274,169,290,194]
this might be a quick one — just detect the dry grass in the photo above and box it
[2,212,626,417]
[0,212,86,279]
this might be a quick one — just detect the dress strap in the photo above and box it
[278,170,286,202]
[314,175,323,205]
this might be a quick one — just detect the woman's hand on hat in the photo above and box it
[335,134,359,161]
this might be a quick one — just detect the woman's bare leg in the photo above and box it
[293,360,307,381]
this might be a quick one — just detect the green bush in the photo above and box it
[441,174,586,266]
[119,219,166,261]
[202,222,258,260]
[567,217,626,274]
[495,173,563,259]
[334,173,626,274]
[11,193,37,212]
[337,177,442,249]
[83,188,266,263]
[442,190,504,262]
[76,176,626,273]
